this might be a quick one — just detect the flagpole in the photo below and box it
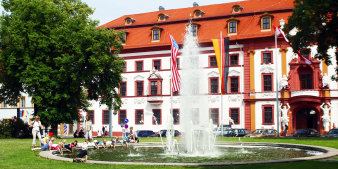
[275,29,280,137]
[220,31,224,135]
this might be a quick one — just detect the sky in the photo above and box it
[0,0,243,25]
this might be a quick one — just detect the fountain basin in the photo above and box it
[40,142,338,166]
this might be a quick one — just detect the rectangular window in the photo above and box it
[210,78,219,94]
[152,109,161,125]
[153,60,161,70]
[102,110,109,124]
[87,110,94,124]
[173,109,180,125]
[120,82,127,96]
[209,56,217,67]
[263,74,272,91]
[119,110,127,124]
[230,108,239,124]
[229,21,237,33]
[20,97,25,108]
[262,52,272,64]
[230,77,239,93]
[210,108,219,125]
[135,110,144,124]
[136,81,143,96]
[263,106,273,124]
[300,74,313,89]
[150,81,158,95]
[122,62,126,72]
[153,29,160,40]
[136,61,143,71]
[262,17,270,30]
[192,108,199,125]
[230,55,239,66]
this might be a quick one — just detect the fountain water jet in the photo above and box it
[166,24,217,156]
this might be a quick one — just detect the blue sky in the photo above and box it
[1,0,242,25]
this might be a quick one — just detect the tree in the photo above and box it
[0,0,124,130]
[285,0,337,79]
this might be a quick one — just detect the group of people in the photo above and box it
[30,115,139,162]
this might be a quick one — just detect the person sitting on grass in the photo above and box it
[64,141,78,152]
[92,140,100,149]
[32,137,55,151]
[74,143,88,162]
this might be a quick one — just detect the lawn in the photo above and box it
[0,137,337,169]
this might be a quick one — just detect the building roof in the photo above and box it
[100,0,294,50]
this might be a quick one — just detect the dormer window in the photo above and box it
[158,13,169,21]
[190,23,200,37]
[151,26,162,41]
[232,5,243,13]
[119,32,127,44]
[227,18,239,34]
[260,13,274,30]
[193,9,205,18]
[125,17,135,25]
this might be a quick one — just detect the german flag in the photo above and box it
[212,37,229,94]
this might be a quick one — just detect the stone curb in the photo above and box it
[39,142,338,166]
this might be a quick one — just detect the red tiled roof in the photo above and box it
[100,0,294,49]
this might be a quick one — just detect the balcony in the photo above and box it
[147,95,163,104]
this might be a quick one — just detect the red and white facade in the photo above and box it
[1,0,337,136]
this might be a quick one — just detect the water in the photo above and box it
[60,144,322,163]
[166,24,216,155]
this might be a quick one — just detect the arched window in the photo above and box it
[232,5,243,13]
[193,9,205,18]
[226,18,239,34]
[151,26,162,41]
[260,13,274,30]
[124,17,135,25]
[158,13,169,21]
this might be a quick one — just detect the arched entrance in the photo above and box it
[288,96,322,133]
[295,108,319,130]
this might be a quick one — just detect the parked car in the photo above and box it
[288,129,321,137]
[322,128,338,137]
[150,130,181,137]
[223,129,251,137]
[245,129,277,137]
[136,130,155,137]
[213,126,232,136]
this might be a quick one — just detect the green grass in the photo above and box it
[0,137,337,169]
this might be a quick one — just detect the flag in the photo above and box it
[274,25,289,43]
[169,34,181,92]
[20,110,25,117]
[63,125,68,135]
[275,25,312,65]
[212,37,230,94]
[298,51,312,65]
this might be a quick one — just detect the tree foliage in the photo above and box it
[285,0,337,79]
[0,0,124,127]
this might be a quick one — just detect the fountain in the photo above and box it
[53,24,334,165]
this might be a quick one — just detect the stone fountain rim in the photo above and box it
[39,142,338,166]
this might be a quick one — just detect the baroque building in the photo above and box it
[1,0,337,136]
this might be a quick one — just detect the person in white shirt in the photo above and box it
[84,115,93,142]
[29,116,44,148]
